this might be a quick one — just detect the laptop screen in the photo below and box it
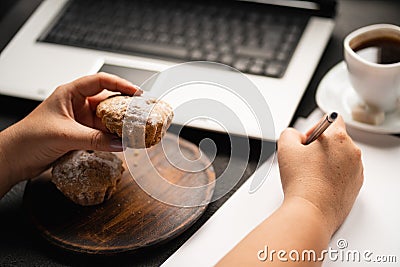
[240,0,319,10]
[239,0,336,17]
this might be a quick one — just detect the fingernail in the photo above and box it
[133,86,144,96]
[110,138,123,151]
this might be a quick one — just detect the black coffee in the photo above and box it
[351,36,400,64]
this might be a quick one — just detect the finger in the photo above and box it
[278,127,305,149]
[333,115,346,130]
[92,116,109,132]
[69,72,143,97]
[87,90,119,111]
[88,91,119,131]
[325,115,347,136]
[305,122,319,137]
[69,123,123,152]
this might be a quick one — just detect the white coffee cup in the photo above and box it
[344,24,400,113]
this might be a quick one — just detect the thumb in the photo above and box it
[69,124,123,152]
[278,127,305,150]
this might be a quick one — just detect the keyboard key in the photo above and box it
[276,51,289,62]
[254,58,265,65]
[231,35,244,45]
[218,44,231,54]
[249,63,264,75]
[187,39,200,49]
[205,52,219,62]
[285,32,299,43]
[157,33,170,44]
[121,41,188,59]
[264,62,285,77]
[220,54,234,66]
[172,36,185,46]
[190,49,204,60]
[233,58,250,72]
[142,32,155,42]
[203,41,215,51]
[236,46,274,60]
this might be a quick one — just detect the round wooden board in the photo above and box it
[23,133,215,254]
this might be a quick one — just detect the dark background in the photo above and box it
[0,0,399,266]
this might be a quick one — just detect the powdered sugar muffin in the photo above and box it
[96,95,173,148]
[51,150,124,206]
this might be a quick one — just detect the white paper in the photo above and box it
[163,109,400,267]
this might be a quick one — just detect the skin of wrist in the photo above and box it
[282,174,344,235]
[0,121,34,186]
[283,195,336,238]
[0,127,18,192]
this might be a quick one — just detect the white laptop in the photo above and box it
[0,0,335,140]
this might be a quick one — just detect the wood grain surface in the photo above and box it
[23,133,215,254]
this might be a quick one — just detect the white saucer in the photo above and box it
[316,61,400,134]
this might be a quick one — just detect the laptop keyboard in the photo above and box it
[40,0,309,78]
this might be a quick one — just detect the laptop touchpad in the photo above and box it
[99,64,158,90]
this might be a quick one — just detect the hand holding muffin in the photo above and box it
[0,73,141,198]
[50,82,174,205]
[47,75,173,206]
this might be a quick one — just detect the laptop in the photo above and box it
[0,0,336,140]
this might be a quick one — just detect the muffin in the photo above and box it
[51,150,124,206]
[96,95,173,148]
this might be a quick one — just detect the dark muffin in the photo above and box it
[51,150,124,206]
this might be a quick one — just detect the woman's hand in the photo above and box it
[0,72,141,196]
[218,116,363,267]
[277,116,364,235]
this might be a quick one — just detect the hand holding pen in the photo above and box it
[277,113,363,235]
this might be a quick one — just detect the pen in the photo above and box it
[304,112,338,145]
